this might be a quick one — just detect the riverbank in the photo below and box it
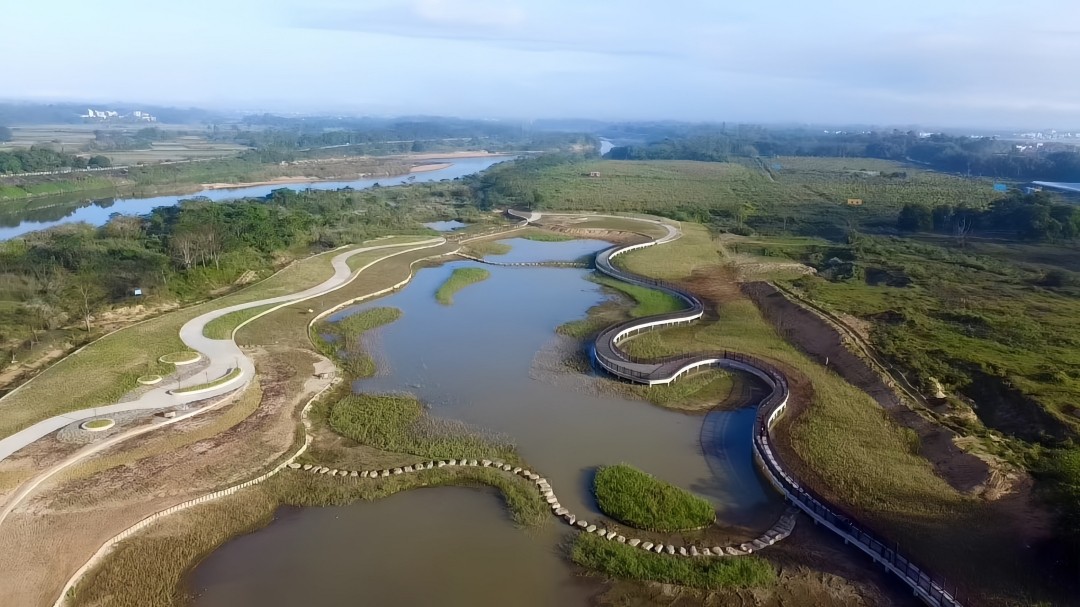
[197,161,455,191]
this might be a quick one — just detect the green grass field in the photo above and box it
[434,267,490,305]
[593,464,716,532]
[202,304,279,340]
[489,158,999,239]
[173,367,242,394]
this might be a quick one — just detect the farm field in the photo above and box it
[488,158,1001,238]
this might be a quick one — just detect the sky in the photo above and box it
[3,0,1079,128]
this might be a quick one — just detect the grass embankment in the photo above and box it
[172,368,243,394]
[328,393,516,463]
[615,222,1040,599]
[313,307,402,378]
[519,230,575,242]
[0,237,425,438]
[0,176,116,201]
[572,533,775,590]
[202,304,279,340]
[594,464,715,532]
[434,267,490,305]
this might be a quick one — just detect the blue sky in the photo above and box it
[3,0,1078,128]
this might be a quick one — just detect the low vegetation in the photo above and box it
[571,533,775,590]
[202,303,278,339]
[434,267,490,305]
[594,464,716,532]
[462,240,512,257]
[172,367,242,394]
[592,274,684,317]
[328,393,517,463]
[313,307,402,378]
[615,222,1057,601]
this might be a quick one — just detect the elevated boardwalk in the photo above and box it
[507,209,964,607]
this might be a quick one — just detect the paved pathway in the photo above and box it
[0,238,446,463]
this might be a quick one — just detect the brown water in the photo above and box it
[190,238,783,606]
[191,487,592,607]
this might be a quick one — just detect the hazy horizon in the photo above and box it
[4,1,1078,129]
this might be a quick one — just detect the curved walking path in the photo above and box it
[0,238,447,464]
[509,209,962,607]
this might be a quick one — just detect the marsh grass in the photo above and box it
[591,274,684,317]
[462,240,512,257]
[571,533,775,589]
[594,464,715,532]
[328,393,517,463]
[313,307,402,378]
[434,267,490,305]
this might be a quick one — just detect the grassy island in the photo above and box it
[435,267,490,305]
[594,464,716,532]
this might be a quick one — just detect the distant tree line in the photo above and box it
[605,127,1080,182]
[0,147,110,174]
[897,190,1080,241]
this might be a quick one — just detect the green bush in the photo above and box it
[594,464,715,532]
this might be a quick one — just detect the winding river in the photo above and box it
[188,238,782,606]
[0,156,508,241]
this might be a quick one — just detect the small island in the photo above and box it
[594,463,716,532]
[435,267,490,305]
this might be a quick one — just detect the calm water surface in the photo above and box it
[190,239,781,606]
[0,156,508,241]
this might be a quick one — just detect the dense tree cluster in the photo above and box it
[897,191,1080,241]
[0,147,110,174]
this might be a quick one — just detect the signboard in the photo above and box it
[133,288,143,297]
[993,183,1008,193]
[846,199,864,206]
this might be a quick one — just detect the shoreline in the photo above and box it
[199,161,456,190]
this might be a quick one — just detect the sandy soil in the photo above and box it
[409,162,452,173]
[0,347,328,606]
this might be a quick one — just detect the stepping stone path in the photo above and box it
[287,456,801,558]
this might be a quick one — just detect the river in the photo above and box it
[189,238,782,606]
[0,156,509,241]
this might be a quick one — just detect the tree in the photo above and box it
[0,126,12,142]
[68,277,106,333]
[897,204,932,232]
[87,155,111,168]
